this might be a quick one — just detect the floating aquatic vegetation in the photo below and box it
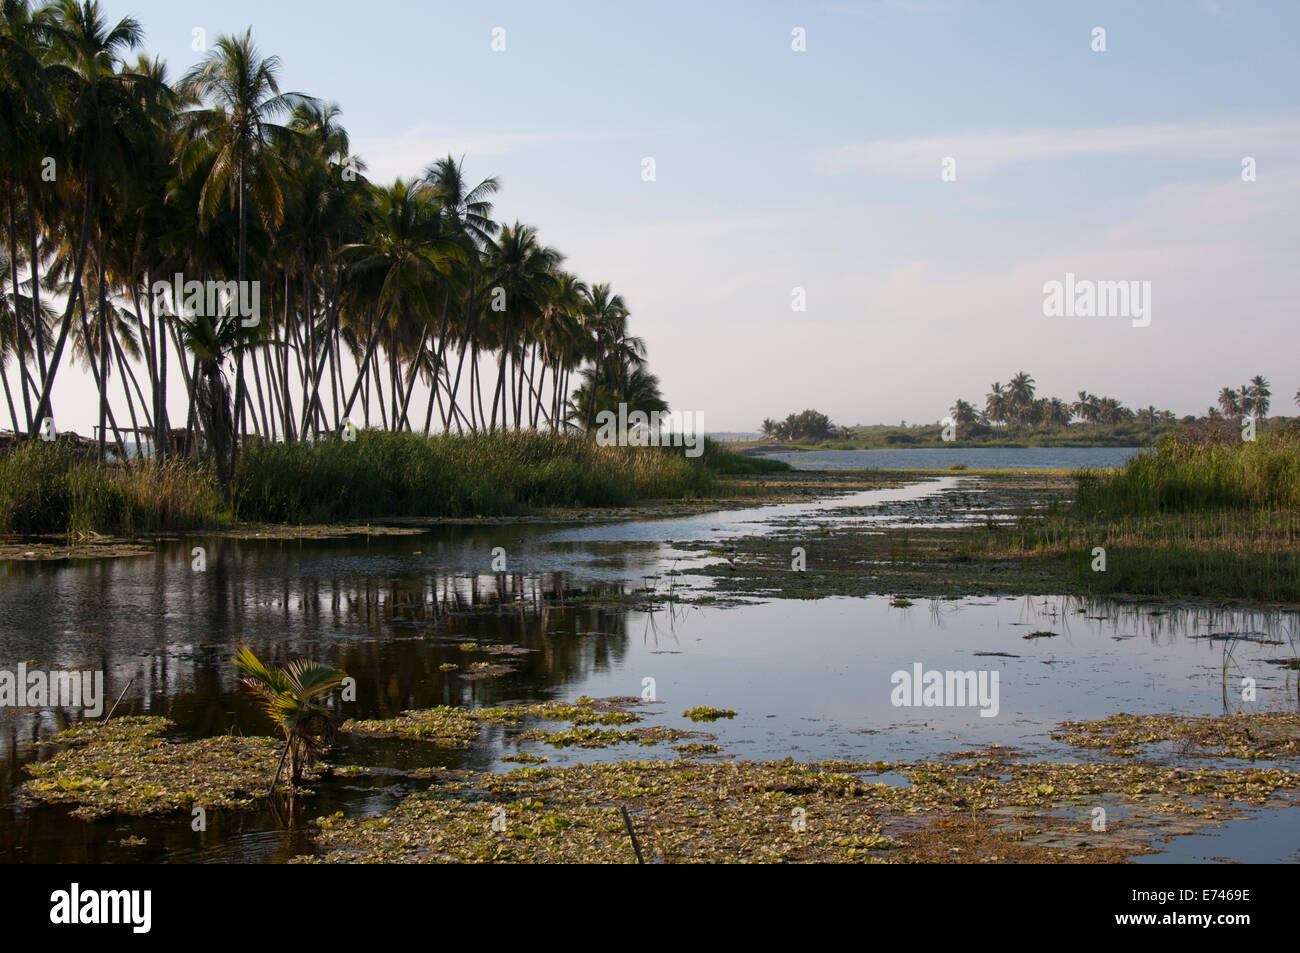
[1022,630,1058,640]
[463,662,519,680]
[502,753,549,764]
[22,717,290,820]
[340,697,646,747]
[520,725,704,749]
[1052,712,1300,761]
[683,706,737,722]
[674,743,724,756]
[296,746,1300,864]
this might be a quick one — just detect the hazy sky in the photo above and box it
[41,0,1300,433]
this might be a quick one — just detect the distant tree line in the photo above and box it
[953,371,1172,432]
[1210,376,1272,419]
[759,409,835,442]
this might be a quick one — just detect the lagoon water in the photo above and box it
[768,446,1144,470]
[0,477,1294,863]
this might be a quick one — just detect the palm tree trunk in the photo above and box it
[230,167,248,479]
[339,316,385,425]
[7,200,33,433]
[25,183,48,388]
[0,360,20,434]
[443,335,470,434]
[490,348,507,431]
[32,185,95,434]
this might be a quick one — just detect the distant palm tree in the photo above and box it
[1217,387,1241,418]
[949,398,977,429]
[1043,397,1071,429]
[1248,375,1270,416]
[760,417,778,439]
[985,382,1008,427]
[1007,370,1036,425]
[1071,390,1095,424]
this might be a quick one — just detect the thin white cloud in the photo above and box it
[354,126,673,183]
[822,117,1300,177]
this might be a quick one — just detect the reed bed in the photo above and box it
[231,430,725,523]
[988,425,1300,601]
[0,441,227,536]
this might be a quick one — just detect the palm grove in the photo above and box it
[0,2,667,497]
[954,372,1276,433]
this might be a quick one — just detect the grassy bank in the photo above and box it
[0,431,787,535]
[992,426,1300,602]
[232,430,725,522]
[0,441,226,536]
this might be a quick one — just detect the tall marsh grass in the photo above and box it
[1075,425,1300,516]
[1,431,782,534]
[232,430,723,523]
[990,424,1300,601]
[0,441,227,536]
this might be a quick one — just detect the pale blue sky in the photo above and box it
[51,0,1300,431]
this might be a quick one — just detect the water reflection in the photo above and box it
[0,520,1297,863]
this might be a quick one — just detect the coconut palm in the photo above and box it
[1043,397,1071,429]
[232,647,346,791]
[1071,391,1095,423]
[1217,387,1240,419]
[985,382,1008,427]
[30,1,163,452]
[1247,375,1270,417]
[3,13,671,472]
[949,398,977,429]
[179,29,313,468]
[482,223,560,429]
[1007,370,1035,426]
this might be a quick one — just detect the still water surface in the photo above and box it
[0,479,1295,863]
[769,447,1144,470]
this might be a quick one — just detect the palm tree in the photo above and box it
[175,308,241,494]
[1093,396,1129,425]
[0,0,59,430]
[985,382,1008,427]
[483,223,560,429]
[1217,386,1240,419]
[1071,390,1095,424]
[1007,370,1035,426]
[949,398,977,429]
[3,13,674,474]
[337,178,461,429]
[1247,375,1270,417]
[233,647,346,791]
[30,1,163,454]
[1043,397,1071,429]
[420,155,498,431]
[179,29,312,469]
